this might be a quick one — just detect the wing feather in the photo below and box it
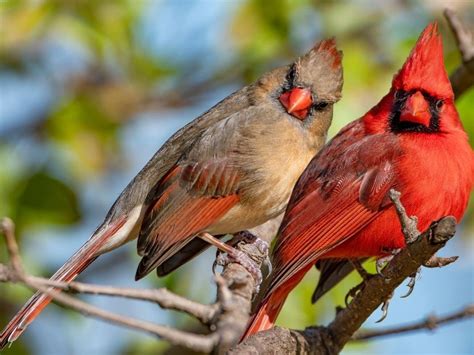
[260,130,402,300]
[135,160,240,279]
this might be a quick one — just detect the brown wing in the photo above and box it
[135,159,240,280]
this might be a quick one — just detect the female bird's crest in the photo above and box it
[277,38,343,120]
[392,22,453,99]
[295,38,343,102]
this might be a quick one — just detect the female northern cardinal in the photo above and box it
[0,40,343,348]
[243,23,474,339]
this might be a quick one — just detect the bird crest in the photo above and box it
[392,22,453,99]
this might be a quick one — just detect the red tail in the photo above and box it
[242,293,287,340]
[0,218,126,349]
[242,267,310,341]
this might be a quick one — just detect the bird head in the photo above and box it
[256,38,343,123]
[366,22,462,134]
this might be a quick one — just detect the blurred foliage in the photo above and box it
[0,1,473,354]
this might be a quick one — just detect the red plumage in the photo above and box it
[243,22,474,339]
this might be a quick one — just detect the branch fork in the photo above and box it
[0,218,268,353]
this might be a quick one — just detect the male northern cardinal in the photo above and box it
[243,23,474,338]
[0,39,343,348]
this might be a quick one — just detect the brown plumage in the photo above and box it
[1,38,343,348]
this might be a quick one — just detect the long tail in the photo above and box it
[0,218,126,349]
[241,293,287,340]
[242,267,310,341]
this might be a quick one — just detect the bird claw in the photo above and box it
[376,255,392,276]
[376,292,393,323]
[401,267,421,298]
[344,260,374,306]
[376,248,401,276]
[232,231,269,255]
[212,232,269,293]
[214,248,263,292]
[345,281,365,307]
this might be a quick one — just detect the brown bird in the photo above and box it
[0,39,343,348]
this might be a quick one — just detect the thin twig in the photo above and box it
[0,218,23,275]
[444,9,474,62]
[28,279,219,352]
[23,276,219,325]
[1,218,220,352]
[424,255,458,268]
[353,304,474,340]
[1,216,269,353]
[444,9,474,98]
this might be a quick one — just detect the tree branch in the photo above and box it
[352,304,474,341]
[232,213,464,354]
[1,8,472,355]
[445,8,474,98]
[0,217,267,353]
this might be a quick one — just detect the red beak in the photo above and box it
[400,91,431,127]
[279,87,312,120]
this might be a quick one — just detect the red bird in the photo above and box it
[243,23,474,338]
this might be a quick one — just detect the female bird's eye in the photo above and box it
[313,102,329,111]
[435,100,444,110]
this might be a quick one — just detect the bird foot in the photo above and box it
[211,231,270,293]
[376,248,402,276]
[229,231,270,256]
[345,260,374,306]
[345,279,369,307]
[233,231,272,275]
[389,189,420,244]
[400,267,421,298]
[214,247,263,291]
[376,291,394,323]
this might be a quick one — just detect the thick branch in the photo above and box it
[233,216,461,354]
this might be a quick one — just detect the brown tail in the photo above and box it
[0,219,126,349]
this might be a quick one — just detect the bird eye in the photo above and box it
[394,90,402,100]
[435,100,444,110]
[313,102,329,111]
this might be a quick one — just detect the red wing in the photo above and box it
[135,160,240,279]
[264,132,402,297]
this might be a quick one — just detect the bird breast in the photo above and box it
[208,119,322,235]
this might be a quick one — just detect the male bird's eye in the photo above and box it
[435,100,444,110]
[313,102,329,111]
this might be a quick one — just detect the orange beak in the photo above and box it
[400,91,431,127]
[279,87,312,120]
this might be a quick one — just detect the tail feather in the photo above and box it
[241,292,287,341]
[0,218,126,349]
[242,267,311,342]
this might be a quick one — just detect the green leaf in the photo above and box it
[9,171,81,230]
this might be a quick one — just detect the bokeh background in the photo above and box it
[0,1,473,354]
